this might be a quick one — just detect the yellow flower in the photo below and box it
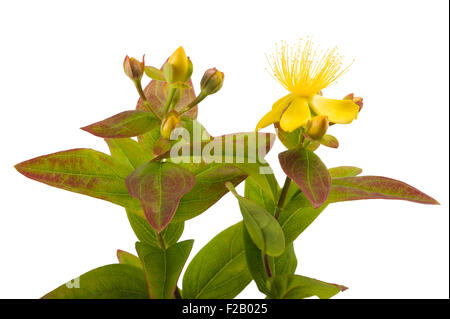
[256,39,360,132]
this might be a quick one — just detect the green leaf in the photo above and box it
[15,148,138,208]
[268,274,347,299]
[136,240,193,299]
[273,244,297,276]
[243,228,297,295]
[274,123,302,149]
[137,126,161,160]
[42,264,148,299]
[319,134,339,148]
[169,132,277,201]
[182,223,251,299]
[145,66,165,81]
[226,183,285,257]
[117,250,142,269]
[172,163,246,222]
[126,162,196,232]
[106,138,151,170]
[242,227,271,295]
[126,208,184,248]
[81,110,159,138]
[279,193,328,246]
[137,62,198,119]
[179,117,212,143]
[329,166,363,178]
[279,148,332,208]
[244,176,279,214]
[328,176,439,205]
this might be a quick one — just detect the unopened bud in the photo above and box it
[200,68,224,95]
[306,115,329,140]
[344,93,364,111]
[160,111,181,139]
[164,46,190,83]
[123,55,145,81]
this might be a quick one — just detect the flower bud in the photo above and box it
[123,55,145,81]
[160,111,182,139]
[200,68,224,95]
[306,115,329,140]
[164,46,190,83]
[344,93,364,111]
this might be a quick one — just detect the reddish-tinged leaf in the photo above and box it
[268,274,347,299]
[329,166,363,178]
[328,176,439,205]
[137,61,198,119]
[279,148,331,208]
[126,162,196,233]
[15,148,138,207]
[81,110,159,138]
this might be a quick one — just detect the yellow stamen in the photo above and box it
[267,39,352,97]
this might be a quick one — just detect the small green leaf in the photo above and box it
[279,148,332,208]
[144,66,165,81]
[126,162,196,232]
[126,208,184,248]
[182,223,251,299]
[81,110,159,138]
[320,134,339,148]
[136,240,193,299]
[328,176,439,205]
[274,123,302,149]
[226,183,285,257]
[117,250,142,269]
[106,138,151,170]
[15,148,138,208]
[268,274,347,299]
[42,264,148,299]
[329,166,363,178]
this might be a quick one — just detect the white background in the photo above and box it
[0,0,448,299]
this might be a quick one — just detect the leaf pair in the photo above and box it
[279,148,439,209]
[136,240,193,299]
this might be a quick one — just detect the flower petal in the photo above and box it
[256,94,293,130]
[310,95,359,124]
[279,97,311,132]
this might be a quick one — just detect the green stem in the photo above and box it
[263,176,292,278]
[135,81,161,120]
[179,91,207,115]
[156,232,166,250]
[274,177,291,220]
[164,87,177,114]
